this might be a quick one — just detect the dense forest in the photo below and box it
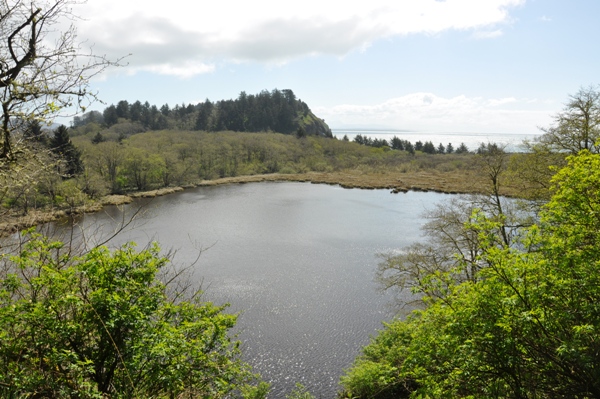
[71,89,333,138]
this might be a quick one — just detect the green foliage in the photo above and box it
[341,151,600,398]
[535,85,600,154]
[122,148,165,191]
[507,145,565,202]
[340,321,416,399]
[286,383,315,399]
[1,124,501,217]
[91,132,105,144]
[71,131,470,195]
[0,233,264,398]
[55,179,89,208]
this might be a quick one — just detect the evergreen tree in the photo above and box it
[153,114,169,130]
[195,99,214,131]
[455,142,469,154]
[130,100,143,122]
[103,105,118,127]
[91,132,105,144]
[49,125,83,177]
[23,120,47,144]
[148,105,160,129]
[116,100,130,119]
[141,102,153,127]
[422,141,436,154]
[390,136,404,150]
[372,138,389,148]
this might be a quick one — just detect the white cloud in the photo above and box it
[315,93,552,134]
[74,0,525,78]
[132,62,216,79]
[486,97,518,107]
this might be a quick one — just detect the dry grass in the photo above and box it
[195,168,497,195]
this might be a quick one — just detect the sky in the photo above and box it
[68,0,600,135]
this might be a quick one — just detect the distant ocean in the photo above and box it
[332,129,542,152]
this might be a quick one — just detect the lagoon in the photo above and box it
[54,182,448,397]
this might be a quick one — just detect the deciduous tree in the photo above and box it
[0,0,119,160]
[536,85,600,154]
[377,142,525,307]
[342,150,600,398]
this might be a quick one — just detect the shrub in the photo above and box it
[0,232,264,398]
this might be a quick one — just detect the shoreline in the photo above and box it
[0,169,494,237]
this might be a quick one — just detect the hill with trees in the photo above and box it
[71,89,333,139]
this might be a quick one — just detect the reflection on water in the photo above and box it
[49,182,447,398]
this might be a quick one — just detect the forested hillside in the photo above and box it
[71,89,333,138]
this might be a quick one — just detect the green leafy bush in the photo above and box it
[286,383,315,399]
[341,151,600,398]
[0,233,265,398]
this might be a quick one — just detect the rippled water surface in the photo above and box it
[56,182,447,398]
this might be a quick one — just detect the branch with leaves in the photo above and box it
[0,0,123,159]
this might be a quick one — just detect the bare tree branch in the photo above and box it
[0,0,124,159]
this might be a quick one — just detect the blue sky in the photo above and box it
[71,0,600,134]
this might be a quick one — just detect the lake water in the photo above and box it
[332,129,541,152]
[50,182,448,398]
